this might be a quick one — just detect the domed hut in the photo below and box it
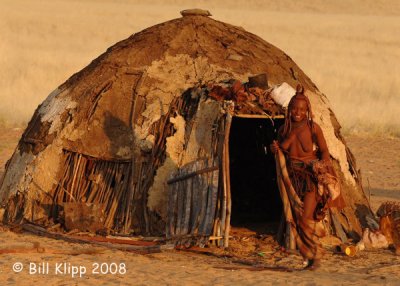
[0,10,372,247]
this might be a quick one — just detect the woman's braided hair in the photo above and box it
[281,84,315,140]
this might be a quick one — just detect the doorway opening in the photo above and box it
[229,116,284,234]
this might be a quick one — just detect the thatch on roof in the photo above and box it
[0,11,372,247]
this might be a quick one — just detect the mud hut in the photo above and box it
[0,10,372,248]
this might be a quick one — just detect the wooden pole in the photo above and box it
[189,161,202,235]
[275,150,296,250]
[22,223,163,254]
[330,208,348,243]
[167,166,219,185]
[223,113,233,247]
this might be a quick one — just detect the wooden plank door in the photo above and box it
[166,158,219,247]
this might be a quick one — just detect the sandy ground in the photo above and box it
[0,129,399,285]
[345,135,400,213]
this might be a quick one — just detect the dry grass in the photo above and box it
[1,0,399,136]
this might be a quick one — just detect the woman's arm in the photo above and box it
[279,137,291,151]
[270,126,291,154]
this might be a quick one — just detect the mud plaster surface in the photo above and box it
[307,90,355,186]
[181,98,220,165]
[147,115,185,218]
[38,87,77,135]
[0,149,34,202]
[143,55,245,219]
[134,54,246,144]
[0,85,81,220]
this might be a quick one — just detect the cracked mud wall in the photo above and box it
[146,115,186,219]
[180,98,221,166]
[2,142,65,223]
[0,150,35,204]
[307,89,370,225]
[38,88,77,135]
[261,82,368,227]
[307,90,355,186]
[143,55,245,219]
[0,87,79,222]
[134,54,247,146]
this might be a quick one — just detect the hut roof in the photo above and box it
[72,13,316,91]
[25,13,318,161]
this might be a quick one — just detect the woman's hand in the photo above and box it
[270,140,280,154]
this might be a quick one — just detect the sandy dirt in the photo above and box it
[0,128,399,285]
[345,135,400,213]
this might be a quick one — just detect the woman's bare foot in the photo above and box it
[304,259,321,271]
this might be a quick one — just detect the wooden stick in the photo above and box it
[276,151,303,209]
[219,124,228,247]
[107,165,126,228]
[175,179,184,237]
[80,157,94,197]
[202,171,213,236]
[105,171,126,229]
[210,119,224,244]
[330,208,348,243]
[189,161,201,235]
[110,164,126,230]
[119,160,134,233]
[234,114,284,119]
[87,81,112,120]
[85,160,101,203]
[56,154,74,204]
[68,153,81,202]
[62,149,132,163]
[196,167,208,236]
[178,178,188,241]
[129,71,146,128]
[206,166,219,237]
[167,166,219,185]
[0,247,105,255]
[119,165,132,232]
[22,224,162,254]
[214,265,295,272]
[135,160,146,232]
[181,176,192,235]
[101,162,117,204]
[167,177,178,239]
[74,155,86,200]
[223,113,232,247]
[190,160,204,235]
[54,152,72,196]
[275,151,296,250]
[142,179,150,235]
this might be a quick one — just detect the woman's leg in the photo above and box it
[298,189,324,269]
[302,189,318,221]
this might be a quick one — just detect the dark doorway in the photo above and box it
[229,117,284,233]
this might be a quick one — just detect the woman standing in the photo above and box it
[271,85,341,270]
